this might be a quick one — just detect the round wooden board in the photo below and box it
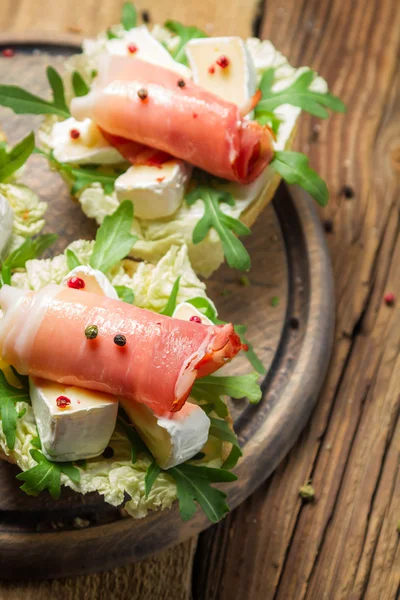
[0,45,334,580]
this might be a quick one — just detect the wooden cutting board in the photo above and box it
[0,44,334,580]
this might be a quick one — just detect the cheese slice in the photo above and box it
[121,399,210,469]
[115,161,191,220]
[173,302,214,325]
[50,117,124,165]
[104,25,190,77]
[186,37,257,109]
[30,377,118,462]
[61,265,118,299]
[0,193,13,261]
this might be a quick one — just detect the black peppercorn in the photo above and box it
[114,334,127,347]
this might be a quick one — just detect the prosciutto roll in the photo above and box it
[0,285,244,415]
[71,56,274,184]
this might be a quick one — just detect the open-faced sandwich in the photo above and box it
[0,201,262,522]
[0,3,344,276]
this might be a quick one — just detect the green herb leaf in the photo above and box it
[242,339,267,375]
[270,151,329,206]
[1,234,58,285]
[191,392,228,419]
[65,249,81,270]
[160,277,181,316]
[255,110,282,136]
[0,68,70,118]
[0,131,35,183]
[72,71,90,97]
[186,297,218,321]
[169,463,236,523]
[17,407,27,419]
[192,373,262,405]
[164,20,208,65]
[121,2,137,30]
[117,416,148,463]
[46,66,69,115]
[0,369,30,449]
[256,67,346,119]
[106,28,120,40]
[65,164,122,195]
[209,417,243,470]
[145,460,161,498]
[115,285,134,304]
[16,449,80,499]
[31,436,41,449]
[89,201,136,273]
[186,178,251,271]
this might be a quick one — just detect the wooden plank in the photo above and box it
[193,0,400,598]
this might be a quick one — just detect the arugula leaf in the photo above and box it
[256,68,346,119]
[242,339,267,375]
[186,179,251,271]
[1,234,58,285]
[186,297,217,321]
[65,249,81,270]
[192,373,262,405]
[160,277,181,316]
[121,2,137,30]
[145,460,161,498]
[89,201,136,273]
[72,71,90,97]
[0,132,35,183]
[115,285,134,304]
[16,449,80,499]
[164,20,208,65]
[60,162,123,195]
[255,110,282,136]
[106,29,120,40]
[117,416,148,463]
[31,436,41,449]
[0,369,30,452]
[17,407,27,419]
[169,463,236,523]
[208,417,243,470]
[191,391,228,419]
[270,151,329,206]
[0,68,70,118]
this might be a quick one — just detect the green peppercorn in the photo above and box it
[85,325,98,340]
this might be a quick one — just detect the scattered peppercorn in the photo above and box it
[127,44,138,54]
[299,482,315,501]
[102,446,115,459]
[208,65,215,75]
[1,48,15,58]
[271,296,280,307]
[216,55,230,69]
[70,128,80,140]
[137,88,148,100]
[177,79,186,88]
[384,292,395,307]
[141,9,150,23]
[85,325,99,340]
[114,334,127,347]
[56,396,71,409]
[342,185,354,199]
[67,276,85,289]
[323,219,334,233]
[289,317,300,330]
[190,315,202,324]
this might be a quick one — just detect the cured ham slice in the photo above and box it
[0,285,244,415]
[71,56,274,184]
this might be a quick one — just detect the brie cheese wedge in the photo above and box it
[50,117,124,165]
[0,193,13,261]
[186,37,257,109]
[115,161,192,220]
[104,25,190,77]
[121,399,210,469]
[61,265,118,299]
[30,377,118,462]
[173,302,214,325]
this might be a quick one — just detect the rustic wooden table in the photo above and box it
[0,0,399,598]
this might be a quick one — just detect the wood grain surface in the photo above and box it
[0,0,399,598]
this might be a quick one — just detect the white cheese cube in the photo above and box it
[30,377,118,462]
[120,399,210,469]
[115,161,191,220]
[50,117,124,165]
[61,265,118,299]
[0,193,13,260]
[173,301,214,325]
[104,25,190,77]
[186,37,257,109]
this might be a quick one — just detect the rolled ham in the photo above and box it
[71,56,274,184]
[0,285,244,415]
